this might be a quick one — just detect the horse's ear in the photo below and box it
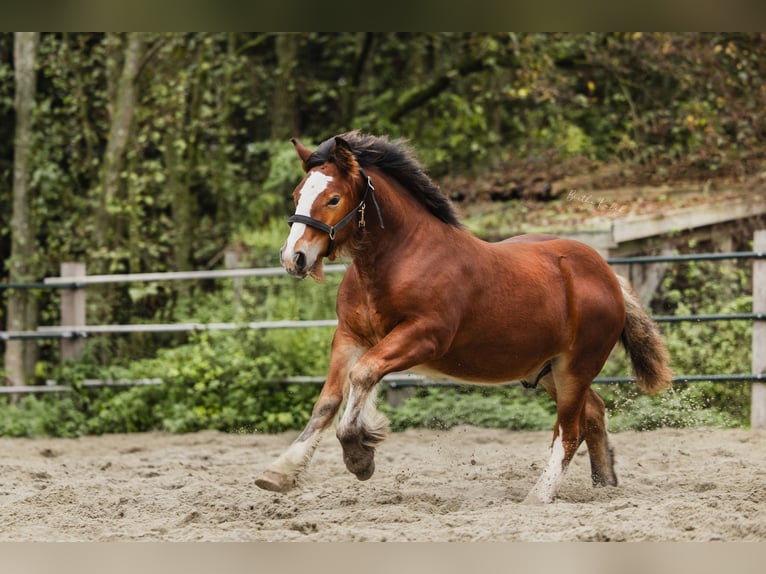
[333,136,359,177]
[291,138,313,171]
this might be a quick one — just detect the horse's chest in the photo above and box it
[338,288,400,345]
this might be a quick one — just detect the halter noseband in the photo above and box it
[287,168,384,256]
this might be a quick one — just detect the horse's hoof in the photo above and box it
[353,460,375,481]
[592,475,618,488]
[342,449,376,481]
[255,470,295,493]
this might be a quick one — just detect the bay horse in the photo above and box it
[255,131,672,503]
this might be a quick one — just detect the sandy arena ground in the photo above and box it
[0,426,764,542]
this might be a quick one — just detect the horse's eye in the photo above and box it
[327,196,341,207]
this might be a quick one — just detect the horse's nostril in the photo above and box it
[294,251,306,270]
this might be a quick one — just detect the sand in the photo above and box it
[0,426,764,542]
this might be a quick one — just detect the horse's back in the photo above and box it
[495,233,614,280]
[499,233,561,244]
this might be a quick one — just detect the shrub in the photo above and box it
[383,386,556,432]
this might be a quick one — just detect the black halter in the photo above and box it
[287,168,384,256]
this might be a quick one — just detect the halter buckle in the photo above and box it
[358,202,366,229]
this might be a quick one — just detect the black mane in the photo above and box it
[306,131,463,228]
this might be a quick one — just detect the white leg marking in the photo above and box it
[268,428,327,483]
[283,171,334,259]
[338,385,358,432]
[338,383,388,443]
[358,384,388,443]
[525,426,568,504]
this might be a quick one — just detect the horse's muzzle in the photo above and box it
[280,247,310,278]
[291,251,307,274]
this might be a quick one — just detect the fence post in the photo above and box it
[752,230,766,429]
[225,246,243,316]
[60,262,86,361]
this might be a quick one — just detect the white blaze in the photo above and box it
[283,171,334,259]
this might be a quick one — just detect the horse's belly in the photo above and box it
[411,347,553,385]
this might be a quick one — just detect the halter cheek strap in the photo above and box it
[287,168,384,257]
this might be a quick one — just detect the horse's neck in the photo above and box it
[351,176,447,272]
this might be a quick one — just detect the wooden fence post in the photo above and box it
[225,246,243,317]
[60,263,86,361]
[752,231,766,429]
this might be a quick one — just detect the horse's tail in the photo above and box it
[617,275,673,394]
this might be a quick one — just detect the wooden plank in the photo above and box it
[613,199,766,244]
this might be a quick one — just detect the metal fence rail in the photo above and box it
[1,319,339,341]
[606,251,766,264]
[37,264,350,287]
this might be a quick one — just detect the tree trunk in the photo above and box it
[168,37,207,274]
[96,33,144,271]
[4,32,39,387]
[166,129,194,273]
[341,32,375,126]
[270,33,299,141]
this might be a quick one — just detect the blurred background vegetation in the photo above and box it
[1,33,764,436]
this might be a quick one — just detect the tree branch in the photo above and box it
[388,56,490,123]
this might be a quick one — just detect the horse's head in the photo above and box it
[280,136,367,280]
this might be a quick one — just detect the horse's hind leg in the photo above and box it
[581,387,617,487]
[526,357,605,504]
[527,363,616,503]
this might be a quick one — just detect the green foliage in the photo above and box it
[82,330,324,434]
[652,258,752,425]
[383,386,556,432]
[0,328,329,437]
[0,216,336,437]
[0,395,88,438]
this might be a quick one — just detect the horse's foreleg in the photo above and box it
[255,336,363,493]
[254,393,341,493]
[337,321,450,481]
[336,380,388,480]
